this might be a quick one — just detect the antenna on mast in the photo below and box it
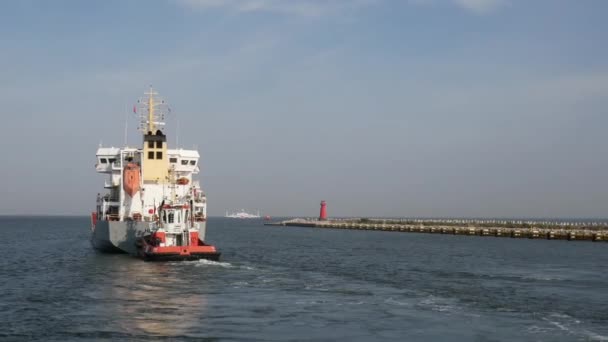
[136,86,168,135]
[124,103,128,146]
[176,116,179,147]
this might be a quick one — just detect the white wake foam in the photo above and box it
[195,259,233,268]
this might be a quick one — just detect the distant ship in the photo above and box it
[91,87,220,261]
[225,209,261,219]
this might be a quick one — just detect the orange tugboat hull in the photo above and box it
[136,238,220,262]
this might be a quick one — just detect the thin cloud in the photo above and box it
[175,0,379,16]
[409,0,508,14]
[453,0,506,14]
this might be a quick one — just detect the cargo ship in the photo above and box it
[91,87,220,261]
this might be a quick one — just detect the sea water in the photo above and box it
[1,216,607,341]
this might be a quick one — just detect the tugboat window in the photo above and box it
[148,151,154,159]
[156,141,162,148]
[169,158,177,163]
[108,158,116,164]
[168,212,174,223]
[189,160,196,166]
[148,141,154,148]
[156,151,162,159]
[100,158,107,164]
[181,160,188,165]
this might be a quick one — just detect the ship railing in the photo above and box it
[164,224,185,234]
[145,222,160,233]
[106,214,120,221]
[101,193,117,200]
[104,181,118,188]
[102,200,119,206]
[95,164,111,172]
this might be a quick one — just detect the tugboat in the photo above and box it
[91,87,220,261]
[135,184,220,261]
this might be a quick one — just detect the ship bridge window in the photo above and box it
[168,212,174,223]
[100,158,107,164]
[148,151,154,160]
[169,157,177,163]
[189,160,196,166]
[108,158,116,164]
[181,160,188,165]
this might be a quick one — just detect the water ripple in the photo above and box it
[1,216,607,341]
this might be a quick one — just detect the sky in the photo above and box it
[0,0,607,218]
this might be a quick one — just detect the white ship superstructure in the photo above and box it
[91,88,215,259]
[225,209,261,219]
[95,147,206,222]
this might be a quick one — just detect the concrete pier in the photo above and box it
[264,218,608,242]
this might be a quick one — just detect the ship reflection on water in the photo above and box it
[105,259,209,338]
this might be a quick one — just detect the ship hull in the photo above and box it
[91,221,207,255]
[139,247,221,262]
[141,253,221,262]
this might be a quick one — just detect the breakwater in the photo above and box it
[265,218,608,242]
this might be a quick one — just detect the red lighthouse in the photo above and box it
[319,201,327,221]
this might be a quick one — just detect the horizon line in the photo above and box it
[1,214,607,221]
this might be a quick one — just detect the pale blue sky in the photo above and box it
[1,0,607,218]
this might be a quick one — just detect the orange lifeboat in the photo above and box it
[123,163,141,197]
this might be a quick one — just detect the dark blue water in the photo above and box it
[1,216,607,341]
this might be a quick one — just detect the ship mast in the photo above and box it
[147,87,156,133]
[137,86,167,135]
